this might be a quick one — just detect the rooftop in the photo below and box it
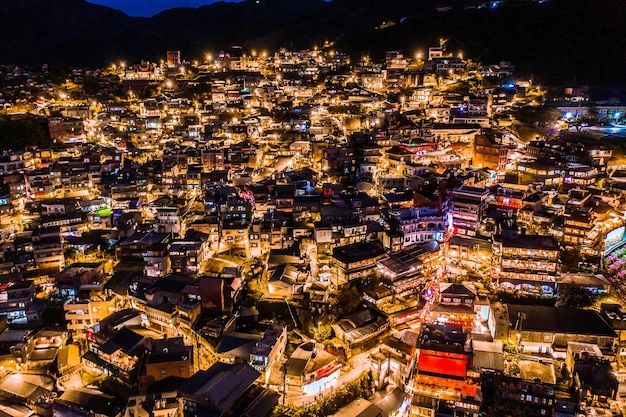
[507,304,616,337]
[332,241,386,264]
[519,359,556,385]
[498,234,559,250]
[251,325,285,358]
[178,362,260,413]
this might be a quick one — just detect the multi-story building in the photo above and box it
[56,261,106,289]
[0,151,34,175]
[32,226,65,272]
[0,279,39,325]
[378,241,442,296]
[198,268,243,315]
[499,304,616,350]
[389,206,447,246]
[448,235,492,270]
[48,117,85,142]
[448,186,489,237]
[118,232,171,260]
[492,235,560,294]
[562,189,621,257]
[123,391,179,417]
[250,324,287,384]
[139,337,194,393]
[25,168,55,200]
[64,291,117,337]
[332,241,386,286]
[175,284,202,342]
[563,164,598,188]
[143,241,169,278]
[411,322,481,417]
[128,274,194,337]
[84,326,146,385]
[156,207,181,236]
[369,335,415,389]
[481,368,556,417]
[429,283,478,329]
[178,362,275,417]
[168,237,209,276]
[473,134,509,171]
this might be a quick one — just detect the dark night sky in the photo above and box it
[87,0,241,17]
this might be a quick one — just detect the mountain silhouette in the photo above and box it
[0,0,625,85]
[87,0,239,17]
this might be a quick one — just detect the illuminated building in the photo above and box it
[332,241,386,285]
[448,235,492,268]
[64,291,117,337]
[430,283,478,329]
[411,323,481,417]
[250,324,287,384]
[473,134,510,171]
[448,186,489,237]
[481,366,556,417]
[500,304,616,351]
[492,234,559,293]
[378,241,442,296]
[166,51,180,67]
[0,279,38,325]
[388,206,447,247]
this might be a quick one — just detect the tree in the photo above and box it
[332,285,362,318]
[556,284,597,308]
[0,115,52,151]
[482,401,526,417]
[82,77,100,96]
[561,247,582,272]
[511,106,561,126]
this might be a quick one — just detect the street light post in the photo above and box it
[282,362,288,406]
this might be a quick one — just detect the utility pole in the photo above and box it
[515,311,526,353]
[282,361,288,406]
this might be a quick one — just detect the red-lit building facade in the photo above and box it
[411,323,481,417]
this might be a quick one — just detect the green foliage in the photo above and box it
[502,339,518,354]
[82,77,100,96]
[279,371,373,417]
[511,106,561,126]
[330,285,362,318]
[556,284,597,309]
[0,115,52,151]
[481,400,528,417]
[97,377,135,402]
[489,290,555,307]
[285,342,297,358]
[561,248,582,272]
[445,77,484,97]
[310,322,333,342]
[141,82,162,99]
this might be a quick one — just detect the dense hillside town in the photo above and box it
[0,44,626,417]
